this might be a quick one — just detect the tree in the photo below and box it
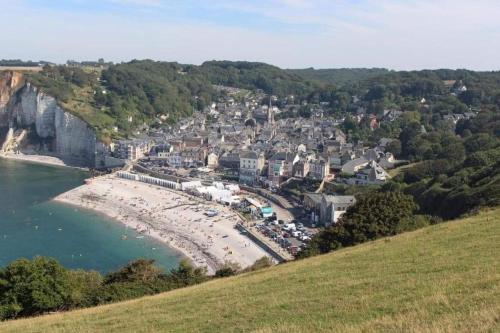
[168,260,208,288]
[104,259,162,284]
[401,111,421,126]
[241,257,273,273]
[214,261,241,278]
[298,106,312,118]
[439,139,465,162]
[67,270,103,309]
[0,257,71,319]
[386,139,402,157]
[399,122,423,159]
[464,133,497,153]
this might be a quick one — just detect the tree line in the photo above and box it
[0,256,272,321]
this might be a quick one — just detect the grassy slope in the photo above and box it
[2,209,499,333]
[58,84,117,141]
[388,162,420,178]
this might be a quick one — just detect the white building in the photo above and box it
[319,195,356,226]
[207,152,219,169]
[181,181,203,191]
[350,161,391,185]
[239,151,265,185]
[114,140,152,161]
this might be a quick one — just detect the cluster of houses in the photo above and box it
[109,89,406,190]
[113,139,153,161]
[95,81,486,246]
[105,83,475,214]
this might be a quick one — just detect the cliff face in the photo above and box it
[0,71,106,168]
[0,71,23,123]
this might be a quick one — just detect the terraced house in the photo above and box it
[239,151,265,186]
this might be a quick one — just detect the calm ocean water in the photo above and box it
[0,158,180,273]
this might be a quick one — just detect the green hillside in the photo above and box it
[23,60,322,141]
[201,61,321,96]
[287,67,391,86]
[2,208,499,333]
[22,62,500,147]
[26,62,212,142]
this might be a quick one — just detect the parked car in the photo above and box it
[299,235,311,242]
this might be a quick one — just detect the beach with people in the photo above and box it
[54,174,270,274]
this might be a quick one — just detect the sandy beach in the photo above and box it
[54,175,270,274]
[0,152,74,169]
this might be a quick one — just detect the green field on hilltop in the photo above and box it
[1,209,499,333]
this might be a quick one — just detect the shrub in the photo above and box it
[0,257,71,319]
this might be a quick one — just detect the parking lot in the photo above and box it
[254,219,316,256]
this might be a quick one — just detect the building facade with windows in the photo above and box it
[239,151,265,185]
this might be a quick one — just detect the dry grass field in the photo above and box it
[1,208,499,333]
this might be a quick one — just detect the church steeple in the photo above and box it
[267,95,275,126]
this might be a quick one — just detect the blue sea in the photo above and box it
[0,158,180,273]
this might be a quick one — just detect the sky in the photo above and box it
[1,0,499,70]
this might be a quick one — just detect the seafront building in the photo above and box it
[239,151,265,185]
[117,171,181,190]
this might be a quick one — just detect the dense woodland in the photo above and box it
[200,61,321,96]
[287,67,391,86]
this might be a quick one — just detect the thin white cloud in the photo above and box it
[273,0,314,9]
[0,0,499,70]
[104,0,163,7]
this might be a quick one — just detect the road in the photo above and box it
[240,189,294,222]
[269,200,294,222]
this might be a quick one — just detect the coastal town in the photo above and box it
[0,0,498,329]
[1,71,482,274]
[59,84,472,272]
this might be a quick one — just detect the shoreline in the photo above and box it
[0,152,88,170]
[54,199,190,267]
[53,175,270,274]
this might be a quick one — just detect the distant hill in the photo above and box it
[16,60,321,141]
[6,61,499,143]
[201,60,321,96]
[0,59,51,67]
[287,67,391,86]
[2,208,498,333]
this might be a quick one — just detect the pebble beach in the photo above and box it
[54,175,270,274]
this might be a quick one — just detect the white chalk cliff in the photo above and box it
[0,71,107,167]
